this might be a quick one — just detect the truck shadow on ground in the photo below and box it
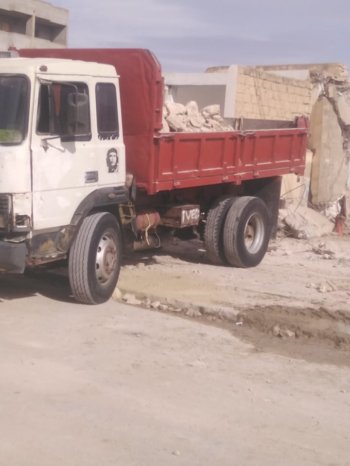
[0,269,74,303]
[123,238,210,267]
[0,238,208,304]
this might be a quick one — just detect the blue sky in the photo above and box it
[52,0,350,72]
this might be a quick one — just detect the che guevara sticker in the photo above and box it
[106,148,119,173]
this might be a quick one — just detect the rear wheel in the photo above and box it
[69,212,122,304]
[223,196,270,268]
[204,196,236,265]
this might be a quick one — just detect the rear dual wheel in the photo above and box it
[204,196,270,268]
[203,195,236,265]
[223,196,270,267]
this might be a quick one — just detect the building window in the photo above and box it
[35,19,66,44]
[0,10,27,34]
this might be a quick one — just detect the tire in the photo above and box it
[204,196,236,265]
[68,212,122,304]
[223,196,270,268]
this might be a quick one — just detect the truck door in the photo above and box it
[30,76,97,231]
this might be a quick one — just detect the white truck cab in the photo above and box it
[0,57,128,303]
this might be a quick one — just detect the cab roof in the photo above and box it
[0,57,118,78]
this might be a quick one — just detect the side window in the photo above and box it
[96,83,119,140]
[37,81,91,139]
[36,84,51,134]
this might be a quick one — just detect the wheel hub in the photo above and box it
[95,232,118,286]
[244,213,264,253]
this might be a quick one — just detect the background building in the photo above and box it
[0,0,68,50]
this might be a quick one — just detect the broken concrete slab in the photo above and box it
[282,205,334,239]
[163,97,233,133]
[165,113,187,132]
[309,97,348,206]
[202,104,220,118]
[186,100,200,116]
[165,101,186,116]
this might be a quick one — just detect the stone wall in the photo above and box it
[234,67,312,121]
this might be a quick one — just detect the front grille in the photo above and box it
[0,194,11,230]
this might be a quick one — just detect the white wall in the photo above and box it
[164,66,238,118]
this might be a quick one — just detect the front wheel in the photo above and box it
[69,212,122,304]
[223,196,270,268]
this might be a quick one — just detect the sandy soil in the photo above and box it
[118,233,350,365]
[0,225,350,464]
[1,281,350,466]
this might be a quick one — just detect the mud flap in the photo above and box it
[0,241,26,273]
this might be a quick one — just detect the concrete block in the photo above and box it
[164,96,233,133]
[189,114,205,129]
[166,114,187,132]
[202,104,220,118]
[165,102,186,115]
[186,100,199,116]
[284,205,334,239]
[309,98,348,205]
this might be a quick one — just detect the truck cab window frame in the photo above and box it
[96,83,119,140]
[36,80,91,141]
[0,74,29,146]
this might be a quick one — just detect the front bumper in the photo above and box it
[0,240,26,273]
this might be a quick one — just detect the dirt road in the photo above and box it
[119,234,350,363]
[1,261,350,466]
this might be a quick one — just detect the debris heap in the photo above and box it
[161,101,233,133]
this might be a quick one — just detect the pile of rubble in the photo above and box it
[161,101,233,133]
[278,204,334,239]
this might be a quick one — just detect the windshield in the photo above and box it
[0,75,28,145]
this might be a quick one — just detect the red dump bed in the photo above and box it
[19,48,308,195]
[152,122,307,194]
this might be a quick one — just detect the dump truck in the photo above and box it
[0,48,307,304]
